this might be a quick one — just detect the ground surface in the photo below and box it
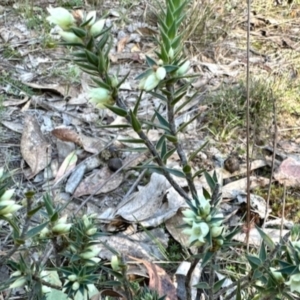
[1,0,300,286]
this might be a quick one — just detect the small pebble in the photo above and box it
[108,158,122,172]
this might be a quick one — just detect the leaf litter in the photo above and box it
[1,0,300,298]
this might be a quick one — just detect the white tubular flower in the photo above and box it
[52,223,72,234]
[39,227,50,238]
[86,228,97,236]
[9,277,26,289]
[111,255,121,271]
[286,273,300,293]
[88,87,113,108]
[59,31,82,44]
[0,189,14,201]
[85,257,101,266]
[57,215,68,224]
[155,67,166,80]
[143,73,160,91]
[46,6,75,30]
[80,245,100,259]
[42,285,51,294]
[86,11,96,26]
[183,221,209,245]
[270,268,284,283]
[182,208,196,225]
[176,60,190,76]
[211,213,223,226]
[10,271,22,277]
[198,196,211,217]
[0,202,22,215]
[90,19,105,36]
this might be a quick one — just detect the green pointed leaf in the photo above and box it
[162,147,176,163]
[135,69,153,81]
[246,255,262,269]
[188,141,209,162]
[164,134,178,143]
[146,55,157,67]
[201,251,214,268]
[277,264,298,275]
[160,139,167,159]
[148,91,168,102]
[72,51,86,59]
[133,90,143,116]
[213,278,226,292]
[204,171,217,193]
[155,110,170,131]
[50,211,59,223]
[120,147,148,153]
[168,22,177,40]
[129,110,142,132]
[174,90,198,114]
[116,71,130,89]
[26,222,49,239]
[97,32,109,50]
[156,135,166,150]
[43,193,54,216]
[93,24,112,40]
[193,282,210,289]
[259,241,267,261]
[170,91,187,106]
[76,62,98,72]
[70,27,86,38]
[164,65,178,73]
[85,50,99,66]
[165,9,174,27]
[192,168,206,178]
[98,124,130,129]
[177,111,202,133]
[143,120,171,133]
[104,105,128,117]
[255,225,275,250]
[91,77,111,90]
[27,204,44,217]
[165,168,185,178]
[118,139,145,144]
[224,226,241,241]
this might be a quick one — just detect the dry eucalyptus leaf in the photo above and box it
[111,173,186,227]
[20,115,52,178]
[74,166,123,197]
[1,120,24,134]
[52,128,82,146]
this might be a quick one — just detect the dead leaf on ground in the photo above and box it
[52,128,82,146]
[54,151,78,183]
[117,35,130,52]
[20,115,52,179]
[74,166,123,197]
[1,120,24,133]
[133,258,177,300]
[274,156,300,187]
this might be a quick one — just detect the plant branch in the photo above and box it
[116,96,191,202]
[166,84,198,200]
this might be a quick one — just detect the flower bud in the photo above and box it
[85,257,101,266]
[168,47,174,59]
[46,6,75,30]
[42,285,51,294]
[52,223,72,234]
[86,11,96,26]
[211,226,223,238]
[111,75,119,88]
[199,197,211,217]
[80,245,100,259]
[0,189,14,201]
[215,239,223,246]
[88,87,113,108]
[176,60,190,76]
[90,19,105,36]
[86,228,97,236]
[59,31,83,44]
[9,277,26,289]
[72,281,80,291]
[155,67,166,80]
[68,274,77,282]
[40,227,50,238]
[270,268,284,283]
[0,203,22,215]
[143,73,160,91]
[111,255,121,271]
[10,271,22,278]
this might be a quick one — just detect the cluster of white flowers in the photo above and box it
[0,168,22,217]
[182,195,223,247]
[47,7,105,43]
[40,215,73,238]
